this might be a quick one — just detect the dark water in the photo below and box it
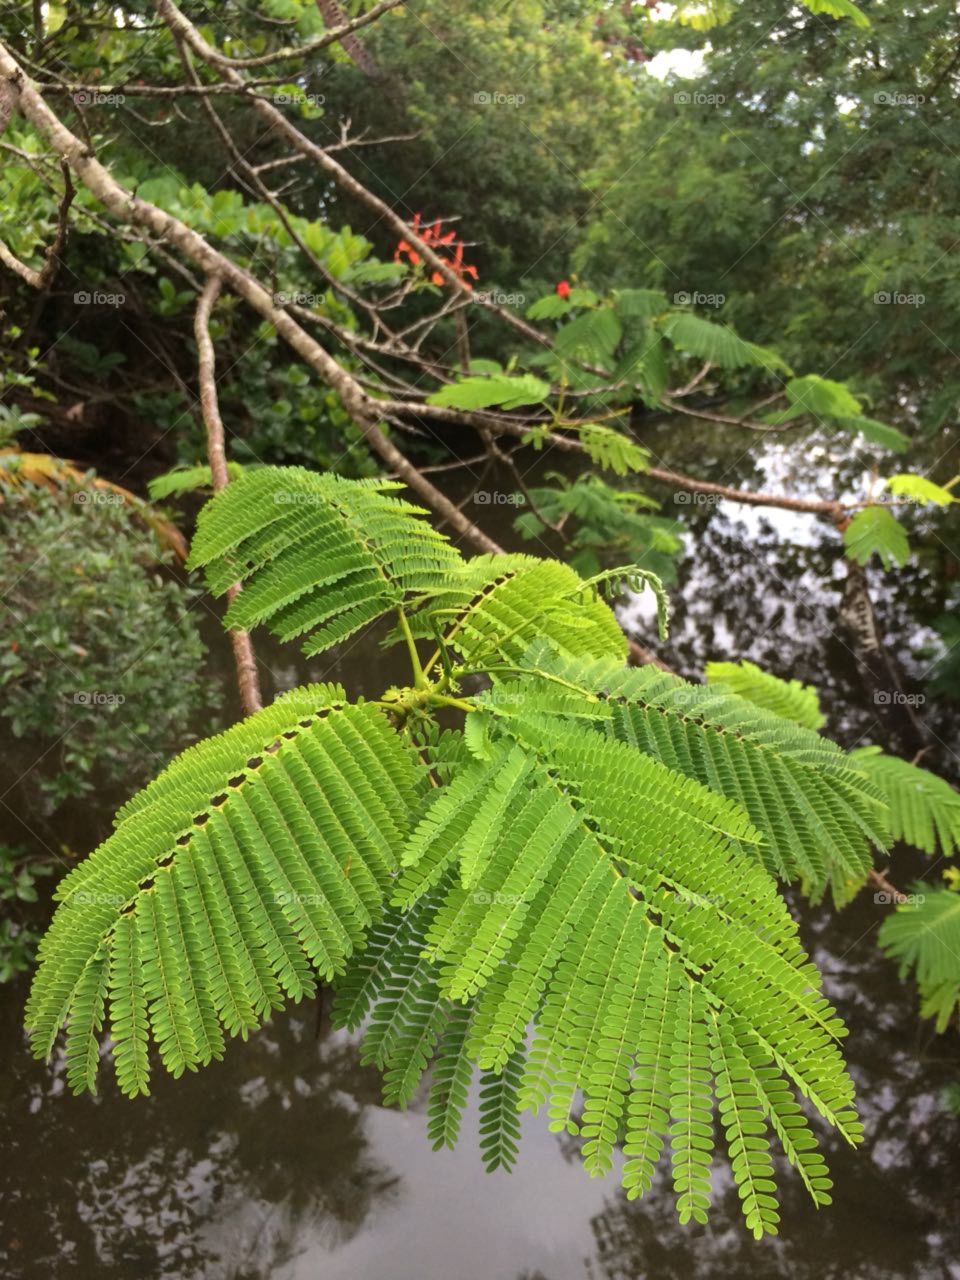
[1,424,959,1279]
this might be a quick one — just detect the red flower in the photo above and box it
[556,280,571,299]
[394,239,421,266]
[394,214,478,288]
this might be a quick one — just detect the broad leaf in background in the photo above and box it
[660,313,789,373]
[843,506,910,569]
[834,417,910,454]
[553,308,623,367]
[427,373,550,411]
[526,288,599,320]
[785,374,861,419]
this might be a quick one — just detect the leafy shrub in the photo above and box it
[0,481,213,810]
[0,844,54,982]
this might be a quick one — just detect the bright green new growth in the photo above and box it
[147,461,247,500]
[187,468,465,655]
[705,659,825,731]
[27,465,953,1239]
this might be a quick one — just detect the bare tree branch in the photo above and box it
[0,76,16,134]
[194,277,263,716]
[35,78,289,97]
[316,0,383,79]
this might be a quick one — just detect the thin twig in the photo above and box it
[193,0,404,69]
[0,160,73,289]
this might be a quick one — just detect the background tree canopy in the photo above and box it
[577,0,960,430]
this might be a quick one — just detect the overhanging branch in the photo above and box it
[0,40,502,558]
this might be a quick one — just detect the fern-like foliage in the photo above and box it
[187,466,464,654]
[29,467,911,1239]
[148,462,247,500]
[848,746,960,858]
[576,423,651,476]
[473,646,885,890]
[878,887,960,1031]
[402,553,630,667]
[705,659,825,731]
[349,725,859,1236]
[27,685,424,1095]
[659,313,790,374]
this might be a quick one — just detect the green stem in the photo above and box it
[455,663,600,699]
[430,693,477,714]
[397,606,428,689]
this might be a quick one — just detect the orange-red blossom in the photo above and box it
[394,213,479,287]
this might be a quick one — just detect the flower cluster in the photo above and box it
[394,213,478,287]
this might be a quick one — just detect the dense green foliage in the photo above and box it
[0,844,54,982]
[578,0,960,432]
[319,0,639,282]
[879,885,960,1031]
[0,482,211,809]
